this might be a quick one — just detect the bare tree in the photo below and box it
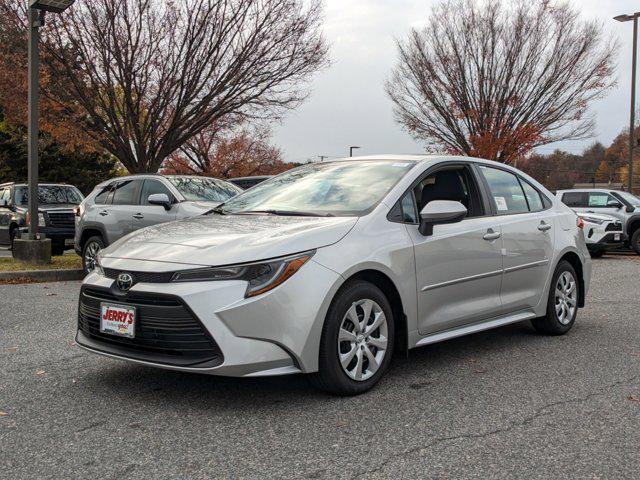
[386,0,618,163]
[2,0,328,173]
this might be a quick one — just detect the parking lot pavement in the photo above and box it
[1,257,639,479]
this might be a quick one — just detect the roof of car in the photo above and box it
[0,182,72,187]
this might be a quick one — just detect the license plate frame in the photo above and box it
[100,302,136,338]
[64,238,75,247]
[614,233,621,241]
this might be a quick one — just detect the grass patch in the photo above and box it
[0,255,82,272]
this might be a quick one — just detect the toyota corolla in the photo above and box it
[76,156,591,395]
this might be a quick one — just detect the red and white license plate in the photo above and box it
[100,303,136,338]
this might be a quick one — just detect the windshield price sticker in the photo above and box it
[494,196,508,211]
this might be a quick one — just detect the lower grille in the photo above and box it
[605,222,622,232]
[47,211,75,228]
[77,287,223,367]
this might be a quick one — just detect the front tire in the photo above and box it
[531,260,579,335]
[82,236,105,274]
[630,229,640,255]
[312,280,394,396]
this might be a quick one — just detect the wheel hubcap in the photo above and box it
[84,242,101,272]
[338,299,388,382]
[555,271,577,325]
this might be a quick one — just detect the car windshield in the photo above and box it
[217,160,417,216]
[615,191,640,207]
[14,185,84,205]
[168,177,242,202]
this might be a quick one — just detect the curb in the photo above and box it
[0,269,85,283]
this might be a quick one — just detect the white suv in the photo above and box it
[75,175,242,273]
[557,189,640,254]
[576,212,625,257]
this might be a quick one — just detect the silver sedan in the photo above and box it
[76,155,591,395]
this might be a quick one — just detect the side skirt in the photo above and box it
[410,310,536,349]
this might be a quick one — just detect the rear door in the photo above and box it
[108,180,142,240]
[403,163,504,335]
[478,166,554,312]
[132,179,178,231]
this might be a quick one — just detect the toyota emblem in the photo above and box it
[116,273,134,291]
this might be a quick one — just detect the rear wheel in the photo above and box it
[311,280,394,395]
[531,261,579,335]
[82,236,104,274]
[630,229,640,255]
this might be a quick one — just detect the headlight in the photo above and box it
[25,212,47,227]
[580,215,605,225]
[171,251,315,298]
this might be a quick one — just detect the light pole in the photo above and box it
[18,0,75,262]
[349,146,361,157]
[615,12,639,193]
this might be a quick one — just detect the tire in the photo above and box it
[9,225,17,250]
[531,260,579,335]
[631,229,640,256]
[51,243,65,256]
[82,235,105,274]
[311,280,394,396]
[589,249,605,258]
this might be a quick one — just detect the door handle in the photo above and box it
[483,229,501,241]
[133,213,144,220]
[538,222,552,232]
[99,210,109,216]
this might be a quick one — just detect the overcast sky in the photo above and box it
[272,0,639,163]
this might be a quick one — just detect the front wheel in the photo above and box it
[531,260,579,335]
[630,229,640,255]
[311,280,394,395]
[82,236,105,274]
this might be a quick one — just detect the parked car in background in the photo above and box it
[575,212,625,257]
[557,189,640,254]
[77,156,590,395]
[0,182,84,255]
[228,175,272,190]
[75,174,242,273]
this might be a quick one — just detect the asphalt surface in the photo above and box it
[1,256,639,479]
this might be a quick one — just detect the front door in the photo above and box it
[132,179,177,231]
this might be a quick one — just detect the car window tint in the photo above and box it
[141,180,173,205]
[401,192,418,223]
[479,167,529,215]
[94,184,114,205]
[111,180,140,205]
[588,192,615,207]
[561,192,586,208]
[520,179,544,212]
[0,188,7,204]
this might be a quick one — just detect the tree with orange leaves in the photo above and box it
[387,0,618,164]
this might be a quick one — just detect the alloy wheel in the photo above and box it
[84,241,101,272]
[555,271,577,325]
[338,299,388,381]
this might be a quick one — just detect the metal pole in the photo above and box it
[628,15,638,193]
[27,8,40,240]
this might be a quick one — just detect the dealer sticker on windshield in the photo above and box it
[100,303,136,338]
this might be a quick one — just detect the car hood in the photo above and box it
[577,212,617,222]
[102,214,358,267]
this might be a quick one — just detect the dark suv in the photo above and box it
[0,183,84,255]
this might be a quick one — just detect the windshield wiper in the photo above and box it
[204,203,227,215]
[236,209,334,217]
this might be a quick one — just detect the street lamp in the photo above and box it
[18,0,75,263]
[349,146,361,157]
[614,11,639,193]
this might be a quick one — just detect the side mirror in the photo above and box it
[418,200,467,236]
[627,205,635,213]
[148,193,172,211]
[606,200,623,209]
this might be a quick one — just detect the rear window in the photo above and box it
[561,192,587,208]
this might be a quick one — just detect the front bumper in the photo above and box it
[20,226,75,244]
[585,232,627,251]
[76,258,342,377]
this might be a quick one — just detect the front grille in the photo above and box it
[103,268,175,283]
[47,211,75,228]
[77,287,223,367]
[605,222,623,232]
